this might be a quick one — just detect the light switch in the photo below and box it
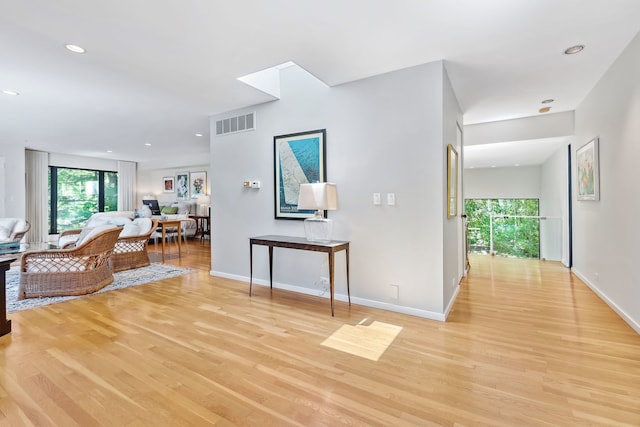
[373,193,381,205]
[387,193,396,206]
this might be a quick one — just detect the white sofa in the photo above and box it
[0,218,30,244]
[146,200,198,240]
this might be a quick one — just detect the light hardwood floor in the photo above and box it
[1,246,639,426]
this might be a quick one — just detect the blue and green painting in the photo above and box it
[278,137,321,214]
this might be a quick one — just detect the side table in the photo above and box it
[190,215,210,241]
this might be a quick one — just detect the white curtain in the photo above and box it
[117,161,137,211]
[25,149,49,243]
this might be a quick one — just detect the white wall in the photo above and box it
[210,61,462,319]
[0,143,26,218]
[464,166,541,199]
[49,153,118,172]
[443,68,464,313]
[465,112,574,146]
[0,156,5,217]
[540,146,569,263]
[573,31,640,334]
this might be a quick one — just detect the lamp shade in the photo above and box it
[197,194,211,216]
[297,183,338,211]
[197,194,211,205]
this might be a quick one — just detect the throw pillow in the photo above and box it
[0,218,18,241]
[76,225,117,247]
[132,218,153,234]
[120,222,141,237]
[161,206,179,214]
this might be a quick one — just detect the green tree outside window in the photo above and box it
[465,199,540,259]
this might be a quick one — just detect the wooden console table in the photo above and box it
[1,257,16,337]
[249,235,350,316]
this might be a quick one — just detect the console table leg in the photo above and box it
[346,246,351,306]
[329,251,335,316]
[249,243,253,296]
[268,246,274,289]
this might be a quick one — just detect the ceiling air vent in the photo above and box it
[215,112,255,136]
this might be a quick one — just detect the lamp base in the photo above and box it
[304,215,333,243]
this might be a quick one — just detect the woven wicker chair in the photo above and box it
[19,227,122,300]
[112,219,158,272]
[60,219,158,272]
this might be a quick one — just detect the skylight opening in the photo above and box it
[237,61,328,99]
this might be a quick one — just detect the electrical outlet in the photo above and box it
[373,193,381,205]
[387,193,396,206]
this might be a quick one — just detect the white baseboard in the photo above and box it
[210,270,446,321]
[444,284,460,320]
[571,268,640,335]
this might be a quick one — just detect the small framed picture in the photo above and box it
[176,172,189,199]
[577,137,600,201]
[163,176,175,193]
[191,171,207,198]
[447,144,458,218]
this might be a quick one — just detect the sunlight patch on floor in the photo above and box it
[321,319,402,361]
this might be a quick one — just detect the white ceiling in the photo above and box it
[1,1,640,165]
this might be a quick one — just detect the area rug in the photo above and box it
[5,263,194,313]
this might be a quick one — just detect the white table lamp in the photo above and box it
[297,183,338,242]
[197,194,211,217]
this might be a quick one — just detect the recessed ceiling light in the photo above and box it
[539,107,551,113]
[564,45,584,55]
[541,99,554,104]
[107,150,113,153]
[145,143,151,146]
[65,44,86,54]
[2,89,19,96]
[195,133,203,137]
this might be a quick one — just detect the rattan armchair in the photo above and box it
[19,227,122,300]
[112,219,158,272]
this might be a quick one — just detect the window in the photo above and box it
[49,166,118,234]
[465,198,540,259]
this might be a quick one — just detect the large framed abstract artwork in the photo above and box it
[274,129,326,219]
[577,137,600,201]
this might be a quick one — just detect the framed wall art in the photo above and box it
[447,144,458,218]
[176,172,189,199]
[163,176,175,193]
[190,171,207,198]
[577,137,600,201]
[274,129,326,219]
